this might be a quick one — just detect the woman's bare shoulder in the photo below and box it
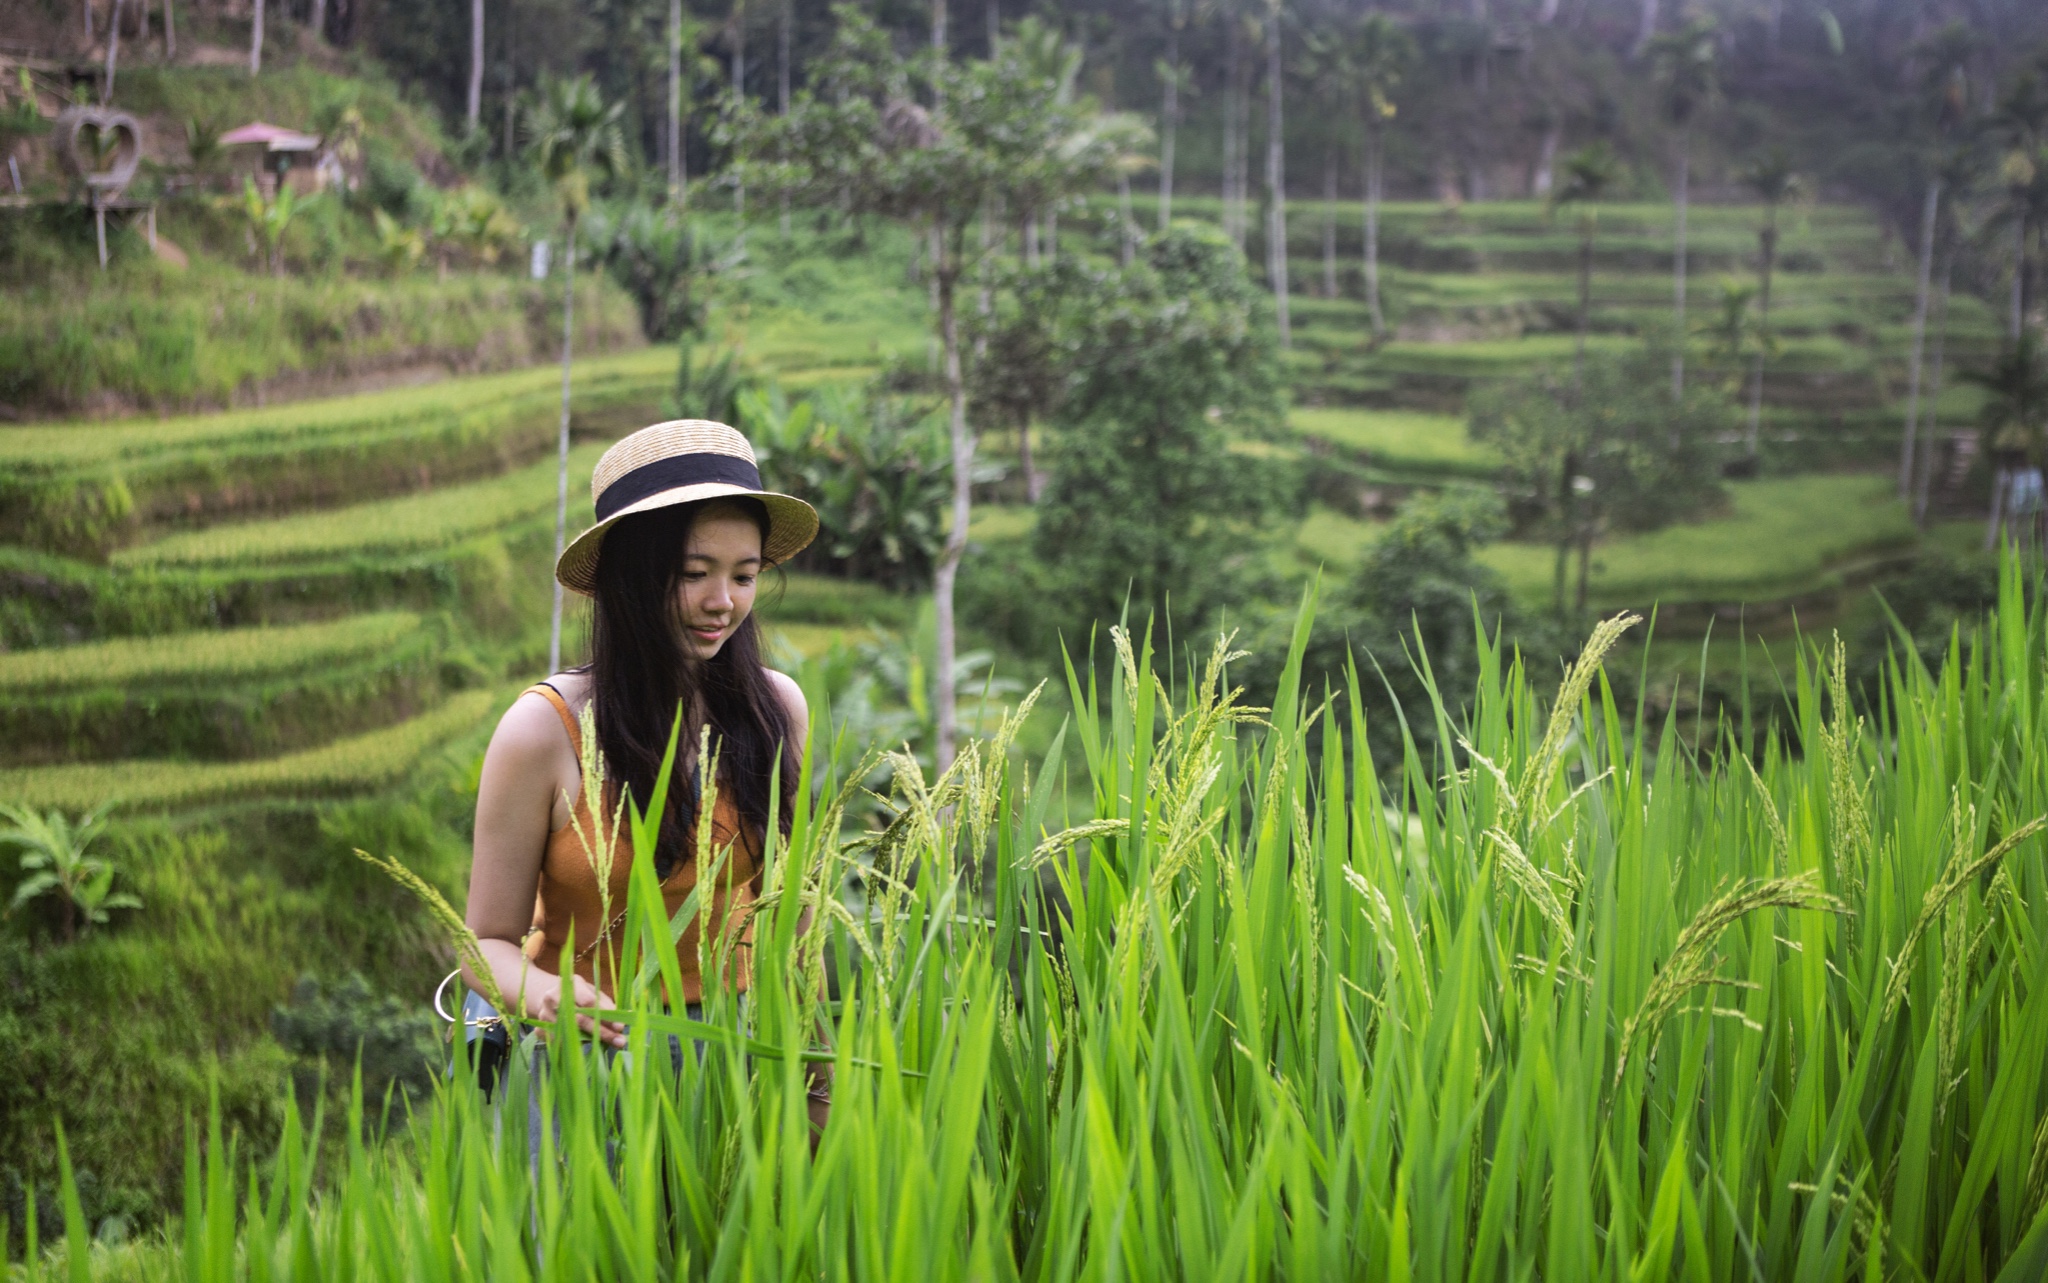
[489,689,571,761]
[490,675,587,759]
[766,668,809,731]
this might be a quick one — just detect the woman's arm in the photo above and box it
[464,692,626,1048]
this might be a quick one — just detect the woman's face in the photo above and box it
[674,501,764,660]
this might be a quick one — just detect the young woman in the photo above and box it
[461,420,819,1051]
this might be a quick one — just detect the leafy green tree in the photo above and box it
[1550,141,1621,387]
[1964,332,2048,550]
[591,203,731,340]
[1029,223,1287,640]
[1470,343,1729,624]
[526,73,628,675]
[1648,17,1716,399]
[1266,489,1527,769]
[2,801,139,943]
[1989,54,2048,338]
[968,257,1091,502]
[1700,277,1756,391]
[745,382,961,590]
[728,4,1135,767]
[1737,147,1805,464]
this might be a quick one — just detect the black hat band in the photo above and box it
[595,453,765,522]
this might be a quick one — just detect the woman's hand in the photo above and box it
[805,1059,832,1147]
[526,973,628,1050]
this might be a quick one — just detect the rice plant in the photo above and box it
[19,558,2048,1280]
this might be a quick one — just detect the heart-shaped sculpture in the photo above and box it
[54,105,143,198]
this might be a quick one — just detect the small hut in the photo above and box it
[218,121,329,197]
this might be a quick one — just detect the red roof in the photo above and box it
[218,122,323,151]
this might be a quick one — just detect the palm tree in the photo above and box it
[1965,332,2048,550]
[1989,64,2048,338]
[1551,141,1620,388]
[1313,13,1410,342]
[1737,148,1802,463]
[1221,4,1248,250]
[1261,0,1289,347]
[250,0,264,75]
[1916,150,1983,527]
[1155,0,1195,229]
[101,0,125,102]
[1900,24,1973,501]
[1649,18,1716,399]
[1701,277,1756,392]
[467,0,485,132]
[526,75,627,674]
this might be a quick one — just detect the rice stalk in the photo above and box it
[1614,871,1841,1086]
[1517,611,1640,822]
[1879,807,2048,1022]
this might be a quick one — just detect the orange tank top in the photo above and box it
[521,683,762,1004]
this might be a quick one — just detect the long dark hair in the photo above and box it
[584,499,797,878]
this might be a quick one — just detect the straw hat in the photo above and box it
[555,420,819,595]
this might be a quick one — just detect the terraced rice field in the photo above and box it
[0,195,1983,822]
[0,313,929,810]
[0,612,426,692]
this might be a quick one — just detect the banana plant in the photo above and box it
[236,174,304,276]
[1,801,139,943]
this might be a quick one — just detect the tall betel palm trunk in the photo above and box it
[529,75,627,673]
[1263,1,1289,348]
[1553,143,1615,391]
[1670,127,1688,398]
[1745,209,1777,460]
[1349,13,1409,345]
[250,0,264,75]
[102,0,124,102]
[1649,20,1717,402]
[1362,108,1384,339]
[1900,176,1940,499]
[550,215,576,675]
[1914,252,1953,527]
[668,0,684,197]
[931,225,971,771]
[1320,152,1336,297]
[1739,150,1798,463]
[1156,2,1181,230]
[468,0,485,132]
[1221,15,1243,248]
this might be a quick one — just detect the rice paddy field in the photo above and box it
[16,570,2048,1279]
[0,188,2027,1274]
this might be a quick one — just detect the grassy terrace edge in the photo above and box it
[0,687,502,812]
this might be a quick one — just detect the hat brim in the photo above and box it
[554,481,820,595]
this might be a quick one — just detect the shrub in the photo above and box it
[271,973,441,1119]
[0,802,140,943]
[747,383,956,591]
